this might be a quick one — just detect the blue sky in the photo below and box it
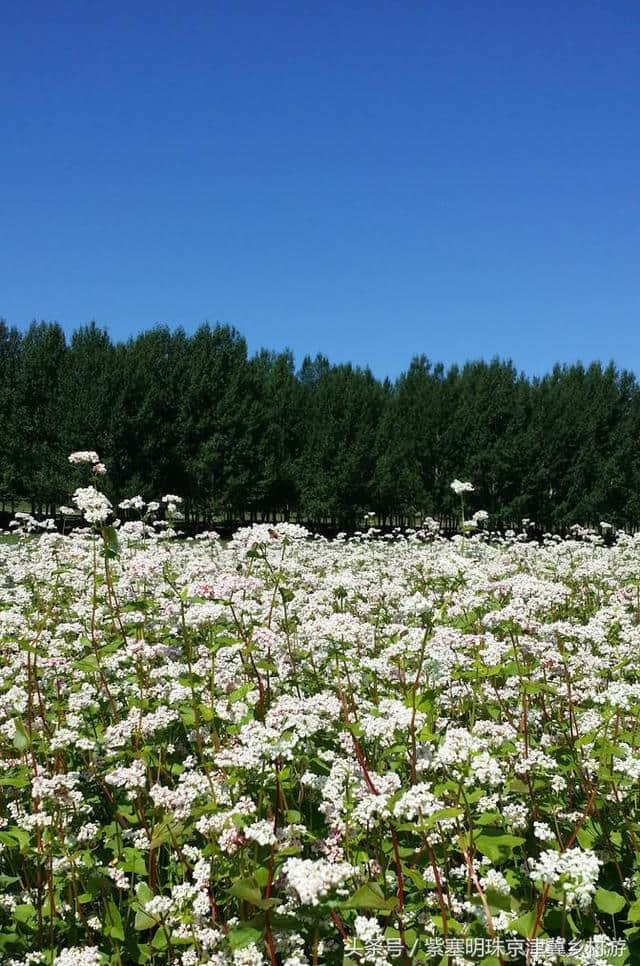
[2,1,639,378]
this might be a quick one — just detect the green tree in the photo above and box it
[0,321,22,509]
[15,321,68,514]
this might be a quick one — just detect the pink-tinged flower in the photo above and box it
[68,450,100,465]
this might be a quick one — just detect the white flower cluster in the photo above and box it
[4,464,640,963]
[393,782,445,821]
[73,485,112,524]
[144,894,173,919]
[480,868,511,894]
[53,948,102,966]
[31,772,85,811]
[105,759,147,798]
[244,819,278,846]
[528,847,601,909]
[119,495,146,511]
[68,451,101,465]
[451,479,474,494]
[282,857,355,906]
[150,768,210,819]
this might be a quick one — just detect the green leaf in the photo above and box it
[229,878,280,910]
[227,925,262,950]
[345,882,397,911]
[404,867,429,890]
[12,719,29,751]
[13,904,36,923]
[134,908,157,931]
[595,888,626,915]
[150,823,184,850]
[75,655,100,672]
[484,888,514,914]
[228,683,253,703]
[0,828,30,851]
[0,768,30,787]
[102,525,120,559]
[198,703,214,721]
[136,882,154,905]
[180,708,195,727]
[474,829,525,863]
[423,806,463,828]
[84,873,111,898]
[254,867,270,888]
[152,926,168,949]
[511,907,538,937]
[134,882,157,930]
[230,879,263,906]
[627,898,640,922]
[105,899,125,941]
[121,847,147,876]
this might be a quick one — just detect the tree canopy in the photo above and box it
[1,319,638,530]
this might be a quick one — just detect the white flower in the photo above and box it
[109,866,129,889]
[68,450,100,465]
[528,848,601,909]
[144,894,173,919]
[533,821,555,842]
[119,496,146,511]
[354,914,384,942]
[481,868,511,894]
[233,944,265,966]
[53,948,102,966]
[393,783,444,821]
[76,822,99,843]
[283,857,354,906]
[105,759,146,798]
[73,485,112,524]
[244,819,277,846]
[451,479,474,495]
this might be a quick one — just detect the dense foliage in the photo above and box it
[1,457,640,964]
[2,319,640,529]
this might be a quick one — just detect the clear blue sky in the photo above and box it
[2,0,639,378]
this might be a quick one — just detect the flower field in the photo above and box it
[2,471,640,964]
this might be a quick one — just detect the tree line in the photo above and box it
[2,318,640,531]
